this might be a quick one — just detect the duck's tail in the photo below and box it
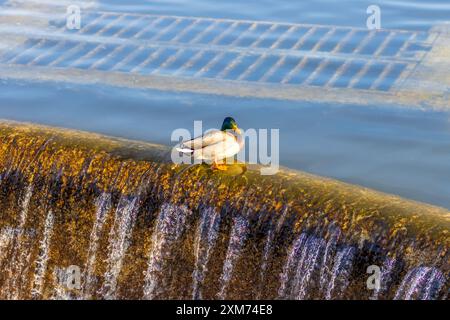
[175,145,194,153]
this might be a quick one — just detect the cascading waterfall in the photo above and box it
[217,214,250,300]
[143,203,192,299]
[292,236,327,300]
[277,229,356,300]
[394,267,446,300]
[370,257,396,300]
[257,225,275,298]
[0,227,14,266]
[257,207,290,299]
[31,210,54,299]
[319,225,341,294]
[192,206,222,300]
[0,122,447,300]
[278,233,309,299]
[101,196,139,299]
[83,192,111,298]
[325,246,356,300]
[3,185,33,299]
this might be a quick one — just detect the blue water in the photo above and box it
[0,0,449,209]
[100,0,450,31]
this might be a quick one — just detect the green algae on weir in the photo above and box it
[0,120,448,299]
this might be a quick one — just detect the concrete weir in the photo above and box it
[0,121,448,300]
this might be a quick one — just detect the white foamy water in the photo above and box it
[82,192,111,298]
[51,267,73,300]
[217,214,250,300]
[276,208,289,231]
[279,233,328,299]
[18,184,33,227]
[5,185,33,299]
[0,227,14,264]
[192,207,222,300]
[278,227,356,300]
[100,196,139,299]
[278,233,308,299]
[143,203,192,300]
[420,268,446,300]
[394,266,446,300]
[319,226,340,294]
[257,226,274,299]
[258,208,291,298]
[370,257,396,300]
[325,246,355,299]
[292,236,326,299]
[31,210,54,299]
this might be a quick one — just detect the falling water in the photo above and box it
[370,257,396,300]
[325,246,356,300]
[257,208,290,299]
[291,236,326,299]
[3,184,33,299]
[319,225,340,294]
[278,233,308,299]
[217,214,250,300]
[51,267,73,300]
[0,227,14,265]
[0,123,447,300]
[420,268,446,300]
[18,185,33,229]
[143,203,192,299]
[31,210,54,299]
[100,196,139,299]
[278,228,357,300]
[192,206,222,300]
[394,267,446,300]
[257,226,275,299]
[82,192,111,298]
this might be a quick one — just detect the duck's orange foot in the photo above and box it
[211,163,228,171]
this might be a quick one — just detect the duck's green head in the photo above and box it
[221,117,241,134]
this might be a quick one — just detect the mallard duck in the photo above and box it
[176,117,243,170]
